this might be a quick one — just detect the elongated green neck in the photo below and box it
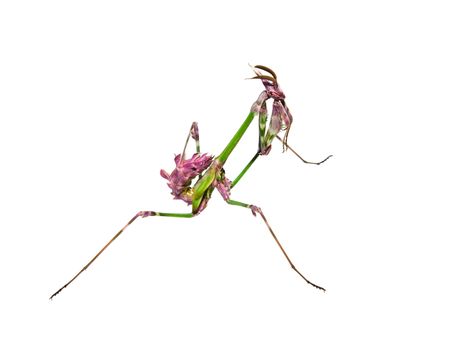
[217,112,255,164]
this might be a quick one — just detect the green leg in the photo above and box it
[217,112,256,165]
[231,134,332,190]
[226,199,325,291]
[50,210,193,299]
[230,106,267,189]
[230,152,260,189]
[229,103,271,189]
[231,114,332,190]
[276,135,332,165]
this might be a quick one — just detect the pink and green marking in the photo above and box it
[50,65,332,299]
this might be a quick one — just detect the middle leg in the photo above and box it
[276,135,332,165]
[226,199,325,291]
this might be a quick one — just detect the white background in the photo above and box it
[1,1,466,349]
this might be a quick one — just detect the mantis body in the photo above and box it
[50,65,332,299]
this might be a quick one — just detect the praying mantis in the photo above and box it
[50,65,332,299]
